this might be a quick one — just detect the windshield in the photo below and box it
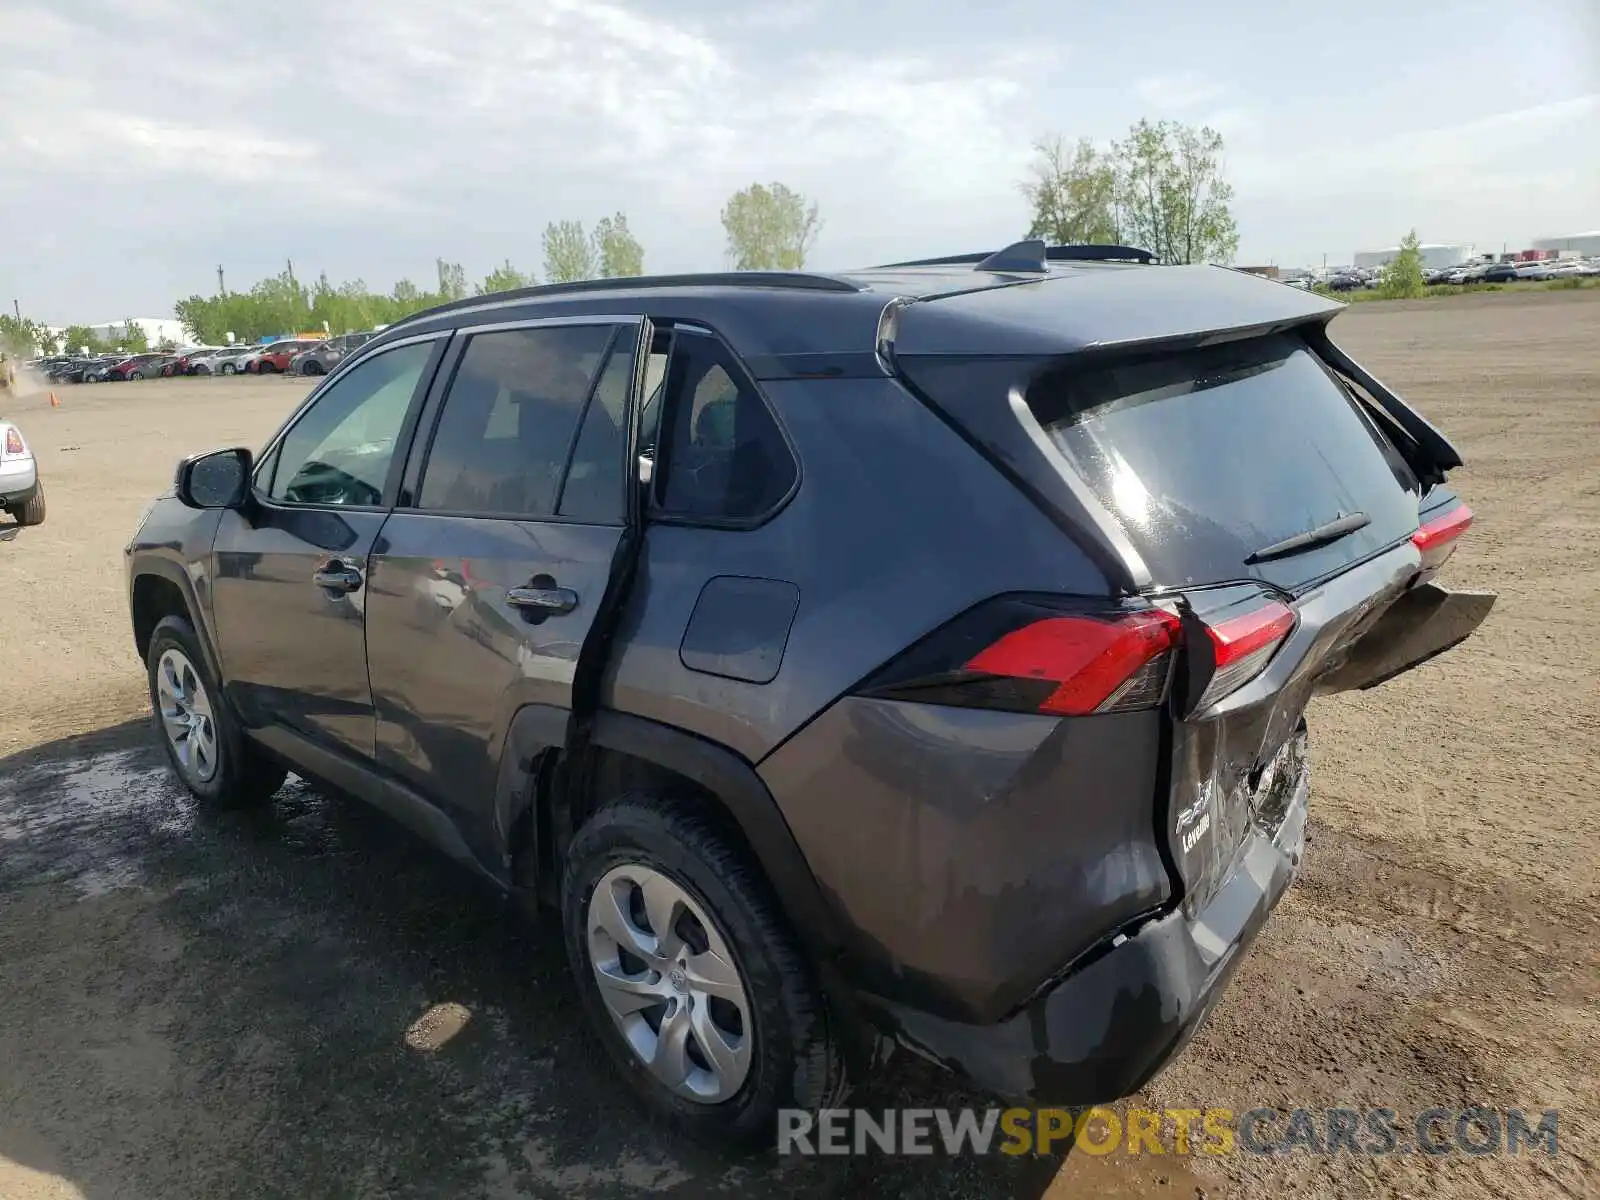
[1029,333,1421,592]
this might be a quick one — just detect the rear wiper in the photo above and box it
[1246,511,1371,564]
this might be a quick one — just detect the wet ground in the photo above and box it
[3,292,1598,1198]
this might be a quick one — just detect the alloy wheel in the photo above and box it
[586,864,753,1103]
[155,648,220,784]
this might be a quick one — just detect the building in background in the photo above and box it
[1354,243,1475,271]
[1531,231,1600,257]
[82,318,188,348]
[1235,265,1280,279]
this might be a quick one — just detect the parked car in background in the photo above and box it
[47,356,109,383]
[107,353,171,381]
[0,415,46,526]
[191,347,253,375]
[290,331,375,375]
[1479,263,1519,284]
[167,347,223,376]
[245,340,318,375]
[126,241,1492,1146]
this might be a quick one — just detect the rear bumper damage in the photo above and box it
[878,762,1307,1106]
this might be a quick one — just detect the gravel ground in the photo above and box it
[2,292,1597,1199]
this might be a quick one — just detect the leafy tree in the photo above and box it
[1022,137,1120,245]
[0,314,50,355]
[1112,119,1238,265]
[592,212,644,278]
[61,324,106,355]
[720,182,821,270]
[477,260,535,295]
[392,279,422,307]
[1379,230,1427,300]
[121,319,150,353]
[543,220,598,283]
[436,259,468,302]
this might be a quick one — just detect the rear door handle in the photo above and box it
[312,561,363,593]
[506,585,578,614]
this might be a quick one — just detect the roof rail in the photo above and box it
[875,242,1157,269]
[385,270,863,330]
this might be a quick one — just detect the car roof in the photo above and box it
[363,242,1342,378]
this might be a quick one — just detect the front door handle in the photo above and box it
[506,585,579,614]
[312,561,363,593]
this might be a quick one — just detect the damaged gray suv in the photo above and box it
[125,240,1493,1146]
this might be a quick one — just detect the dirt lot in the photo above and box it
[2,291,1597,1199]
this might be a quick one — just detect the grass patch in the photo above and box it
[1312,277,1600,302]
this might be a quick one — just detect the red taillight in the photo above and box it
[859,601,1184,718]
[1411,503,1472,570]
[3,427,24,456]
[1195,600,1297,710]
[966,610,1182,715]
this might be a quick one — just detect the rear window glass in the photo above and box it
[1029,334,1420,590]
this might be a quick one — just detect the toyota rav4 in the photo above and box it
[125,241,1494,1146]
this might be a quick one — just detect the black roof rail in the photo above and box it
[384,270,863,330]
[874,242,1157,269]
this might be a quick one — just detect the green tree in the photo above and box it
[1378,230,1427,300]
[477,260,535,295]
[60,324,105,355]
[436,259,468,302]
[1111,119,1238,265]
[592,212,644,278]
[1022,137,1120,245]
[0,314,50,355]
[121,319,150,353]
[543,220,598,283]
[720,182,821,270]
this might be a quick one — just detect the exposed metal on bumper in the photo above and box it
[877,766,1308,1106]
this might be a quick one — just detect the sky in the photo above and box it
[1,0,1596,323]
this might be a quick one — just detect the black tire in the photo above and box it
[257,361,275,374]
[145,615,286,809]
[304,361,325,376]
[562,794,848,1149]
[14,482,45,526]
[221,362,235,376]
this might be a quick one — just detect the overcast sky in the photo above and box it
[1,0,1596,323]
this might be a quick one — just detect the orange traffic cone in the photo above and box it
[49,391,60,407]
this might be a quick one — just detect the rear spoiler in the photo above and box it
[1304,327,1463,488]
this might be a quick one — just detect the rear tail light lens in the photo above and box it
[1411,503,1472,571]
[3,427,24,457]
[1194,600,1297,710]
[859,601,1182,717]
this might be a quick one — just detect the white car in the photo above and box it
[0,417,45,526]
[197,346,257,375]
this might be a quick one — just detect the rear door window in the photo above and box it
[1029,334,1421,591]
[654,331,796,523]
[416,324,615,518]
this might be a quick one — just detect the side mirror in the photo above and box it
[175,447,252,509]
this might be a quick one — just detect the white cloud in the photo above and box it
[1134,71,1229,112]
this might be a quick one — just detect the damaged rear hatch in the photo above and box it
[886,263,1495,914]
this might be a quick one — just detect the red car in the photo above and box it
[247,340,317,374]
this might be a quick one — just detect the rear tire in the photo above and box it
[145,615,286,809]
[562,794,848,1150]
[15,482,45,526]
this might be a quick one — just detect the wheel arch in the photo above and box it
[129,558,223,683]
[497,706,843,960]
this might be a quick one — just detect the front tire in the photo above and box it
[562,795,848,1149]
[145,615,285,808]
